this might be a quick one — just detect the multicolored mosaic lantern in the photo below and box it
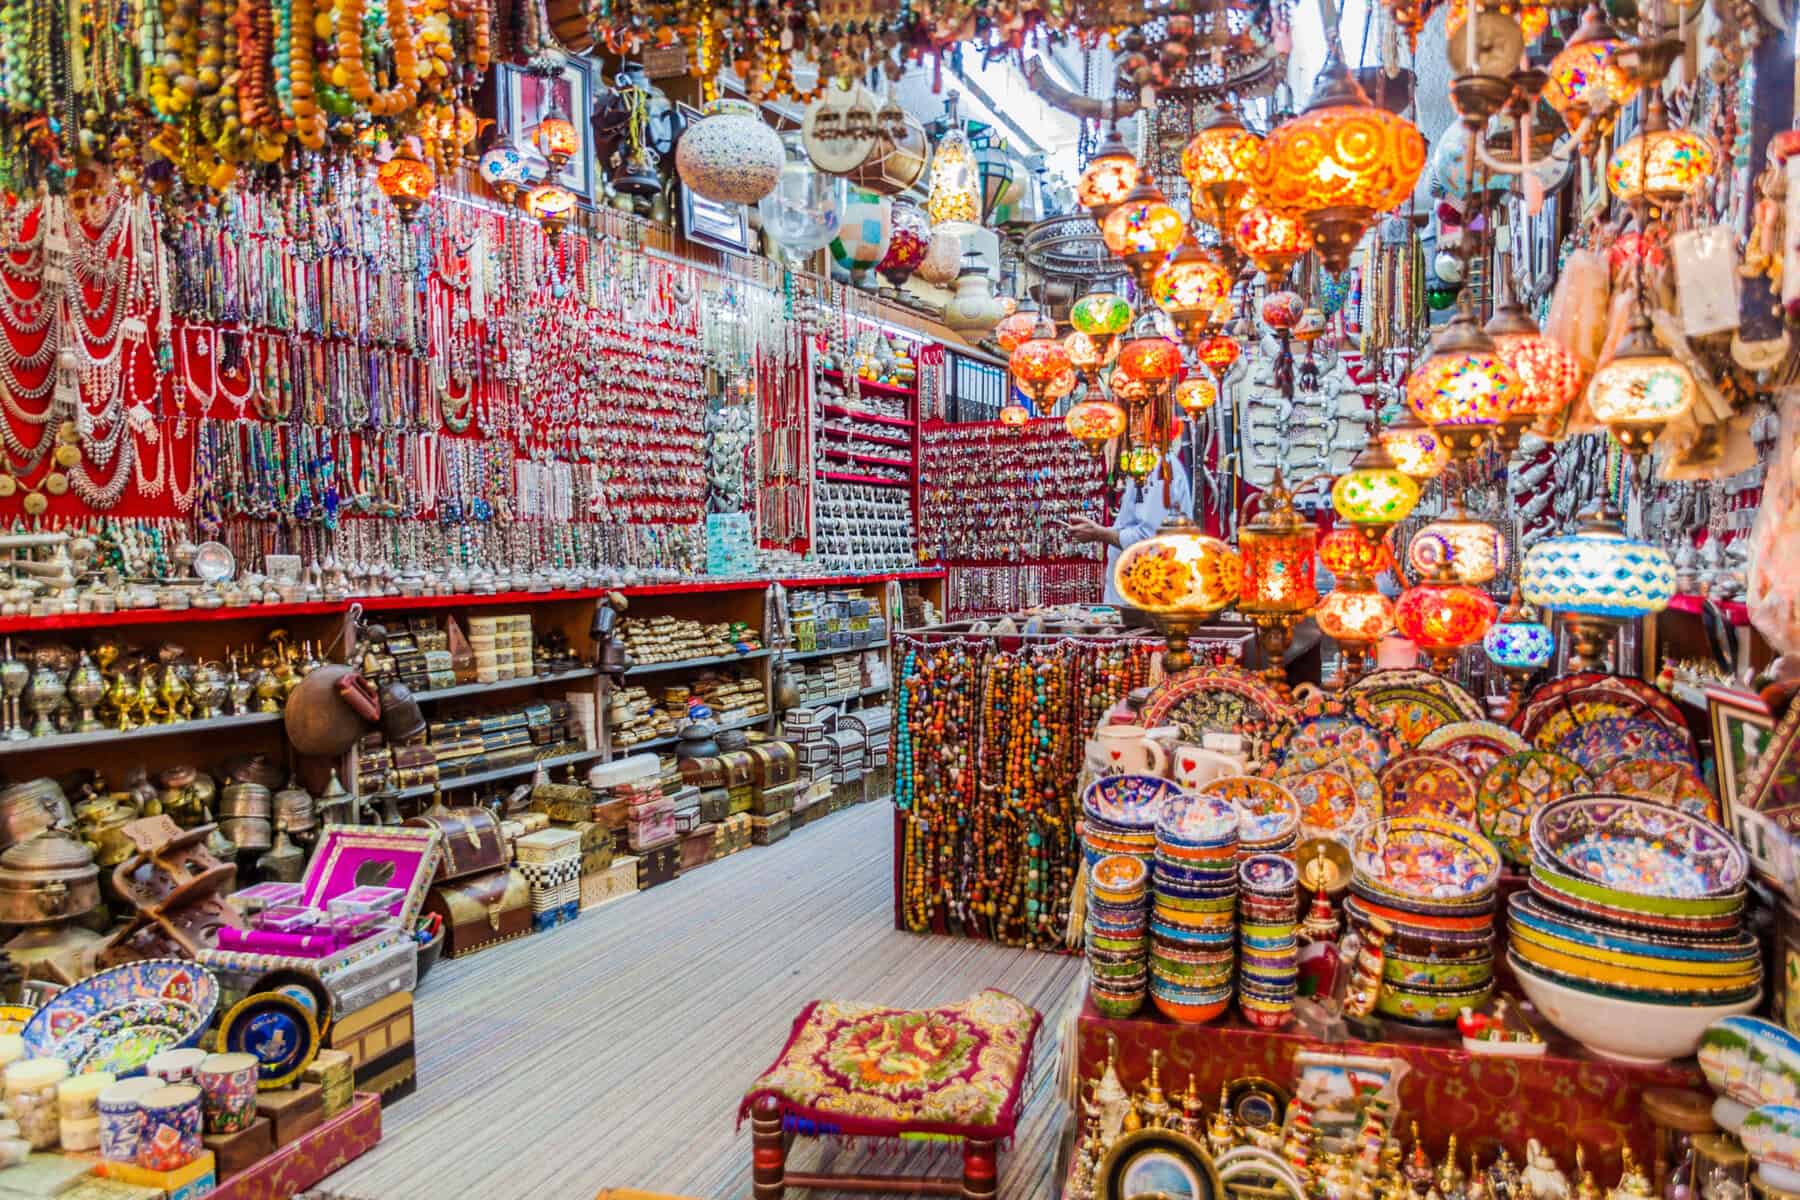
[1319,528,1393,586]
[1606,94,1716,206]
[1175,374,1219,414]
[1112,517,1243,671]
[532,106,580,169]
[1237,472,1319,679]
[1008,317,1073,406]
[995,304,1042,352]
[877,201,931,288]
[1151,242,1234,327]
[1484,590,1556,716]
[1064,397,1128,453]
[998,402,1031,428]
[522,181,577,240]
[1101,180,1186,277]
[1331,434,1421,542]
[1544,7,1629,124]
[1379,411,1450,480]
[1181,102,1262,233]
[1485,300,1585,449]
[1395,574,1498,670]
[376,144,437,221]
[1521,502,1676,669]
[1117,321,1184,384]
[1406,513,1506,586]
[1261,291,1306,331]
[1064,330,1113,372]
[1587,312,1696,454]
[1196,335,1242,374]
[1315,587,1396,683]
[1235,206,1310,284]
[1078,125,1140,213]
[829,187,895,277]
[1071,290,1134,338]
[1405,308,1522,459]
[478,138,535,202]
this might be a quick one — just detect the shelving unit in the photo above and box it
[372,746,607,803]
[411,668,599,703]
[786,640,890,663]
[623,648,771,678]
[0,710,285,757]
[811,340,922,578]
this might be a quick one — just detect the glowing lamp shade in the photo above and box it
[1484,619,1555,671]
[1520,508,1676,620]
[1607,128,1716,206]
[1320,528,1392,583]
[376,146,436,221]
[1544,10,1629,121]
[523,181,577,239]
[1071,291,1133,337]
[1407,516,1506,586]
[1113,528,1242,616]
[1079,126,1140,212]
[1489,326,1585,419]
[1043,367,1079,404]
[1332,469,1419,532]
[1262,291,1306,331]
[1379,414,1449,479]
[1449,0,1547,41]
[830,187,894,273]
[1239,497,1319,615]
[878,201,931,286]
[1181,103,1262,231]
[1151,245,1233,319]
[1176,375,1219,414]
[1119,446,1160,480]
[1110,370,1159,405]
[1065,398,1127,446]
[1101,183,1185,262]
[1395,579,1497,660]
[1316,588,1396,643]
[1235,206,1310,281]
[999,403,1031,428]
[1406,348,1519,430]
[925,125,982,234]
[1588,317,1695,452]
[532,110,580,169]
[1010,335,1071,402]
[1064,330,1112,371]
[1117,336,1183,383]
[1196,335,1242,374]
[478,139,535,201]
[995,308,1041,352]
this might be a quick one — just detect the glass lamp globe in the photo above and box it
[1078,125,1140,213]
[1406,514,1506,586]
[1071,290,1134,338]
[1110,369,1159,406]
[1101,179,1185,274]
[1196,335,1242,374]
[1119,445,1160,482]
[1176,374,1219,414]
[1064,331,1112,372]
[1112,516,1243,672]
[999,403,1031,428]
[1405,307,1522,459]
[1008,318,1072,405]
[1484,605,1555,671]
[1181,102,1262,233]
[478,138,535,202]
[1545,7,1630,125]
[1320,527,1393,586]
[995,303,1042,352]
[1588,313,1695,454]
[532,106,580,169]
[1261,290,1307,332]
[1238,472,1319,680]
[1235,206,1310,284]
[1117,321,1184,384]
[1316,587,1397,682]
[877,202,931,288]
[1065,397,1127,452]
[1379,411,1450,480]
[1520,502,1676,669]
[1331,435,1421,542]
[1395,574,1498,671]
[1151,242,1233,324]
[376,145,436,221]
[1606,103,1715,207]
[758,134,845,253]
[1485,300,1586,449]
[926,122,982,234]
[523,181,577,240]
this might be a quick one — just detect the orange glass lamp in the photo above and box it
[1316,587,1396,684]
[376,145,437,221]
[1176,373,1219,415]
[1110,369,1160,407]
[1117,325,1184,385]
[1151,242,1234,327]
[1182,102,1262,234]
[1545,6,1630,128]
[1064,330,1113,373]
[1234,206,1310,285]
[1379,411,1450,480]
[1101,179,1186,280]
[1587,311,1695,455]
[1112,516,1243,672]
[1331,434,1421,545]
[1406,512,1506,586]
[1448,0,1547,42]
[995,302,1042,352]
[523,181,578,241]
[999,402,1031,428]
[1606,90,1716,208]
[533,106,580,170]
[1196,334,1242,374]
[1405,306,1522,460]
[1008,316,1073,407]
[1395,567,1498,671]
[1485,300,1586,450]
[1320,527,1393,587]
[1078,124,1140,214]
[1251,42,1426,272]
[1237,471,1320,681]
[1065,395,1127,453]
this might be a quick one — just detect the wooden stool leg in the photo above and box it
[751,1097,787,1200]
[962,1138,998,1200]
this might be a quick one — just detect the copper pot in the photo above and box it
[284,665,379,757]
[219,816,272,852]
[218,783,271,820]
[0,780,64,850]
[0,832,100,925]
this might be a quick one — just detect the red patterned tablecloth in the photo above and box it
[1076,994,1702,1176]
[210,1093,382,1200]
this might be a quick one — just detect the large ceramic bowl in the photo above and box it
[1199,776,1300,846]
[1158,790,1239,847]
[1526,872,1743,933]
[1350,817,1501,905]
[1510,951,1761,1064]
[1084,775,1186,830]
[22,959,219,1076]
[1508,893,1758,963]
[1508,923,1762,992]
[1530,795,1746,905]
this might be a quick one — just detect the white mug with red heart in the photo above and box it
[1087,724,1170,778]
[1172,744,1246,790]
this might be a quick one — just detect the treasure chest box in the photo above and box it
[566,820,614,874]
[676,755,726,790]
[529,781,594,824]
[403,807,505,883]
[422,868,531,958]
[635,839,679,889]
[581,856,638,910]
[747,742,798,790]
[696,787,730,825]
[678,825,715,873]
[751,812,790,845]
[328,990,414,1087]
[753,779,800,817]
[626,794,676,851]
[713,813,752,859]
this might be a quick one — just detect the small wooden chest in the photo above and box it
[747,742,799,789]
[516,826,581,865]
[582,856,638,909]
[678,825,715,872]
[423,867,531,958]
[751,812,790,845]
[676,755,726,789]
[753,779,800,817]
[529,782,594,824]
[635,838,680,889]
[697,787,731,824]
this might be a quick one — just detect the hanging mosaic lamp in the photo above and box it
[1151,242,1234,327]
[1070,289,1135,339]
[877,201,931,289]
[999,402,1032,428]
[1484,588,1556,715]
[523,181,578,241]
[1065,395,1128,453]
[1009,315,1073,406]
[1078,123,1141,214]
[1544,6,1630,126]
[1319,527,1393,586]
[1406,510,1506,586]
[1237,471,1320,679]
[1395,570,1498,671]
[1315,587,1397,684]
[1175,373,1219,415]
[1484,299,1586,449]
[995,299,1043,352]
[478,137,535,203]
[375,143,437,221]
[1112,517,1243,672]
[1405,305,1522,460]
[1196,334,1242,374]
[829,186,895,279]
[1520,502,1675,670]
[675,99,784,206]
[926,102,983,235]
[1379,410,1450,479]
[532,103,580,171]
[975,135,1017,225]
[1064,330,1114,373]
[1331,433,1421,544]
[1251,41,1426,272]
[1234,206,1311,285]
[1101,178,1186,280]
[1116,316,1184,385]
[1606,90,1717,208]
[1181,102,1262,233]
[1587,310,1696,455]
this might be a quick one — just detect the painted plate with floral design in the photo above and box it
[1279,757,1380,841]
[1379,750,1481,826]
[1351,670,1486,721]
[1595,758,1719,823]
[1418,720,1529,779]
[1270,692,1400,773]
[1350,817,1503,902]
[1361,688,1466,748]
[1555,717,1698,775]
[1517,674,1694,754]
[1531,794,1746,901]
[1139,666,1296,759]
[1475,750,1593,865]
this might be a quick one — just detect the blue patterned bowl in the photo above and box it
[1530,795,1746,906]
[23,960,219,1077]
[1084,775,1186,830]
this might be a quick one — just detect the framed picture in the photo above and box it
[1744,699,1800,817]
[496,54,597,205]
[1710,687,1779,825]
[1097,1128,1224,1200]
[675,102,752,253]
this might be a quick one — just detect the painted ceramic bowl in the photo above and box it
[1525,872,1743,937]
[1508,924,1760,991]
[1092,993,1147,1018]
[1151,875,1238,901]
[1241,1003,1296,1030]
[1530,859,1746,921]
[1151,940,1236,967]
[1199,776,1301,845]
[1152,892,1238,914]
[1699,1016,1800,1110]
[1351,818,1501,906]
[1508,893,1758,962]
[1153,855,1240,884]
[1376,980,1492,1024]
[1344,891,1496,934]
[1158,790,1240,847]
[1152,906,1235,932]
[1149,978,1233,1024]
[1382,951,1495,990]
[22,960,220,1077]
[1149,919,1235,946]
[1084,774,1186,829]
[1511,951,1762,1063]
[1240,854,1299,896]
[1530,795,1746,905]
[1091,853,1150,897]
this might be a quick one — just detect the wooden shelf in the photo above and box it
[822,448,913,469]
[820,403,915,430]
[0,710,285,756]
[623,648,770,677]
[786,641,889,662]
[818,369,918,399]
[412,667,598,702]
[821,471,911,487]
[372,746,605,802]
[614,708,772,753]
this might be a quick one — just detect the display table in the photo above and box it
[209,1092,382,1200]
[1074,994,1701,1175]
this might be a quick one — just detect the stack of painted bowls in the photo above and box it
[1200,776,1301,860]
[1082,774,1185,872]
[1508,795,1761,1063]
[1087,853,1151,1017]
[1150,791,1239,1023]
[1238,854,1301,1028]
[1348,817,1501,1024]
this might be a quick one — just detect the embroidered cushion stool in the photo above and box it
[739,989,1042,1199]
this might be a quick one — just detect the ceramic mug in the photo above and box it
[97,1076,162,1162]
[136,1084,202,1171]
[1172,744,1246,790]
[145,1047,206,1084]
[1088,725,1170,777]
[196,1053,259,1135]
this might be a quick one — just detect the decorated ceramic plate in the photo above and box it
[1518,674,1694,754]
[1475,751,1592,865]
[1508,893,1753,959]
[1740,1105,1800,1176]
[1531,795,1746,901]
[1379,751,1480,826]
[1555,717,1698,776]
[1509,949,1762,1008]
[1138,667,1296,758]
[1158,791,1238,846]
[1270,692,1400,773]
[1240,854,1299,895]
[1361,689,1464,748]
[1351,670,1485,718]
[1083,774,1185,830]
[1419,720,1530,777]
[1350,817,1502,903]
[1699,1016,1800,1109]
[1596,759,1720,822]
[1526,871,1744,934]
[1199,776,1299,845]
[1281,758,1380,840]
[21,959,218,1076]
[220,991,322,1090]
